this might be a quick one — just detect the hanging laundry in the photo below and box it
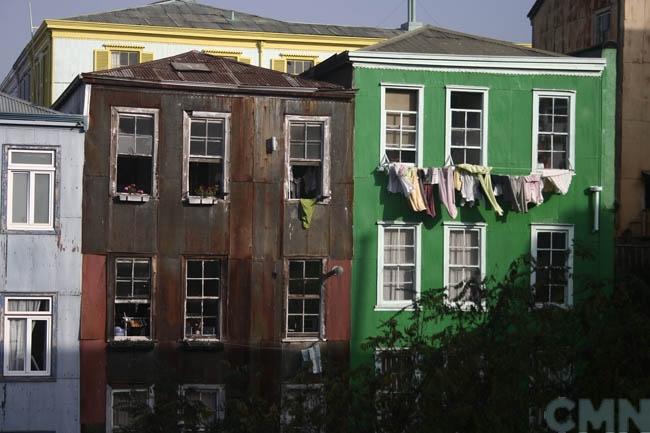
[459,172,482,207]
[456,164,504,216]
[523,174,544,207]
[542,169,575,195]
[300,198,318,229]
[454,170,462,191]
[491,174,508,197]
[424,167,439,185]
[423,184,437,218]
[438,167,458,219]
[407,168,427,212]
[508,176,527,212]
[387,163,413,197]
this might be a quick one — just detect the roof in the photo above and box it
[528,0,546,19]
[361,25,560,57]
[63,0,402,39]
[0,92,60,115]
[80,50,348,95]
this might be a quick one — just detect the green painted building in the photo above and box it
[310,26,617,367]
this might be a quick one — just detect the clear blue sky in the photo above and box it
[0,0,535,79]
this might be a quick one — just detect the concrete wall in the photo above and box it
[531,0,618,53]
[0,121,84,433]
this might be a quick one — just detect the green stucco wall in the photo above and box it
[350,55,617,367]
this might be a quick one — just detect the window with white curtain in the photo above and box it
[7,149,55,230]
[377,224,421,309]
[444,224,486,307]
[3,296,52,376]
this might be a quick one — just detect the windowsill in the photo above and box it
[282,337,325,343]
[0,374,55,382]
[374,303,416,312]
[4,228,56,235]
[444,300,485,311]
[115,192,151,203]
[286,198,330,205]
[186,196,221,205]
[108,339,155,351]
[534,302,572,310]
[181,339,225,351]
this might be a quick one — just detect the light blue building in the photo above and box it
[0,92,84,433]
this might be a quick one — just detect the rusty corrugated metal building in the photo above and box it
[55,51,354,432]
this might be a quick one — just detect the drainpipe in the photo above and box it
[256,40,264,67]
[590,186,603,232]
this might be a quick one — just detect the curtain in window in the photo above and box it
[8,319,26,371]
[8,299,48,312]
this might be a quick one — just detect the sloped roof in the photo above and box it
[528,0,546,19]
[0,92,60,115]
[361,25,560,57]
[82,50,345,92]
[63,0,402,39]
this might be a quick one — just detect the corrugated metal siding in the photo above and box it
[0,92,60,115]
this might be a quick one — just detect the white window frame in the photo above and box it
[6,149,55,231]
[443,222,487,309]
[110,107,159,197]
[3,296,52,377]
[182,111,231,200]
[380,83,424,166]
[107,386,154,433]
[183,257,223,341]
[285,115,331,202]
[284,258,326,342]
[376,222,422,311]
[113,257,153,341]
[445,85,489,166]
[530,224,575,307]
[179,384,226,427]
[531,90,576,172]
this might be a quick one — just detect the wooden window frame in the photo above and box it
[376,222,422,311]
[380,83,424,166]
[530,224,574,308]
[179,384,226,427]
[443,222,487,310]
[284,258,326,342]
[445,85,489,166]
[6,149,55,231]
[183,257,225,341]
[111,256,154,341]
[110,107,159,199]
[532,90,576,172]
[107,386,154,433]
[3,296,52,377]
[284,115,331,202]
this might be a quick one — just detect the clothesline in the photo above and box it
[384,162,575,219]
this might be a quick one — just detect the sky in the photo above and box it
[0,0,535,79]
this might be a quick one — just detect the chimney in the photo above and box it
[401,0,422,31]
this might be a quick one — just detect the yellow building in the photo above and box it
[1,0,401,106]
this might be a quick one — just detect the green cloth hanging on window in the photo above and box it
[300,198,318,229]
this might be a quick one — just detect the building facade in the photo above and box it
[529,0,650,272]
[310,26,616,367]
[56,51,353,432]
[0,93,85,432]
[2,0,400,107]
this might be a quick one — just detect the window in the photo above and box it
[594,8,612,45]
[111,51,140,68]
[532,91,575,171]
[112,107,158,197]
[382,86,422,164]
[443,223,486,307]
[446,87,488,165]
[287,116,330,200]
[185,259,222,339]
[287,260,323,339]
[184,112,230,200]
[531,225,574,306]
[180,384,225,429]
[108,387,153,433]
[377,224,421,309]
[375,349,417,392]
[286,59,314,75]
[281,384,324,433]
[7,149,55,230]
[3,297,51,376]
[114,258,152,339]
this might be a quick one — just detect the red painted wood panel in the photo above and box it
[324,259,351,341]
[81,254,107,340]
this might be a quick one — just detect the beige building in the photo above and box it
[530,0,650,243]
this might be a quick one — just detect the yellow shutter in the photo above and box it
[238,56,251,65]
[271,59,286,72]
[140,51,154,64]
[93,49,110,71]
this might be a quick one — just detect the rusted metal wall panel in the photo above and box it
[325,259,352,342]
[81,254,107,340]
[80,340,107,424]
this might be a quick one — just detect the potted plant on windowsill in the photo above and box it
[187,184,220,205]
[117,184,150,202]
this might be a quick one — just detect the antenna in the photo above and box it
[28,1,38,36]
